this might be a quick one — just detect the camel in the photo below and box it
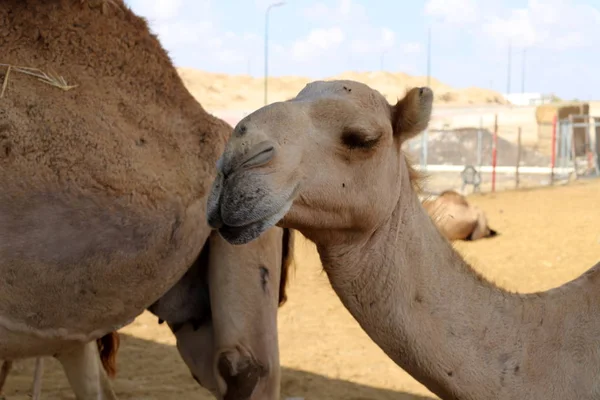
[147,226,294,399]
[207,80,600,400]
[422,190,498,241]
[0,332,118,400]
[0,226,293,399]
[1,0,290,399]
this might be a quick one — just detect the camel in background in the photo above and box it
[422,190,498,241]
[207,79,600,400]
[1,0,291,399]
[0,227,294,399]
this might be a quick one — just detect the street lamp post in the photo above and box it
[264,1,286,105]
[426,26,431,87]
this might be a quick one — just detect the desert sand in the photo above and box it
[177,68,509,112]
[2,178,599,400]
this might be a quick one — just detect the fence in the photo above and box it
[211,108,600,196]
[407,113,600,196]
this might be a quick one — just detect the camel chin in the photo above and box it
[217,203,291,246]
[208,172,295,245]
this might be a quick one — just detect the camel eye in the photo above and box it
[341,128,379,150]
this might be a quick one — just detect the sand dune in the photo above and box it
[177,67,509,111]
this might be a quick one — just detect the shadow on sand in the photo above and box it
[2,333,437,400]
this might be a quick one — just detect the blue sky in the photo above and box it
[125,0,600,100]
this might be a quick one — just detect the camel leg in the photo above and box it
[31,357,44,400]
[55,341,117,400]
[0,360,13,398]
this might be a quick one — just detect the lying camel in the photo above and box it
[422,190,498,241]
[1,1,290,399]
[208,79,600,400]
[0,227,293,399]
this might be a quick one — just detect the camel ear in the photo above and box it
[390,87,433,143]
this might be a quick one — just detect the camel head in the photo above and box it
[207,80,432,244]
[148,227,294,400]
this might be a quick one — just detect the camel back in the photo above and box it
[0,0,229,209]
[0,0,232,340]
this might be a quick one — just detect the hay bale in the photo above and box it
[535,102,589,124]
[536,102,590,156]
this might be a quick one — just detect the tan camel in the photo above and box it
[0,1,290,399]
[147,227,294,399]
[422,190,498,241]
[207,80,600,400]
[0,226,293,399]
[0,333,119,400]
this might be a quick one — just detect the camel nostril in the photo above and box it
[240,143,275,170]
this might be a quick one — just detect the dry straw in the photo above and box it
[0,64,78,98]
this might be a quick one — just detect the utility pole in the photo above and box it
[264,1,286,105]
[427,26,431,87]
[506,40,512,94]
[521,48,526,94]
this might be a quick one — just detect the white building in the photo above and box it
[502,92,554,106]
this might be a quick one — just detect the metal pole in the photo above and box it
[515,127,522,189]
[421,129,429,171]
[427,26,431,87]
[550,114,557,184]
[264,1,286,106]
[506,41,512,95]
[477,117,483,170]
[521,48,526,95]
[492,114,498,192]
[569,114,578,179]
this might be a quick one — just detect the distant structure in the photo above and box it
[503,92,554,106]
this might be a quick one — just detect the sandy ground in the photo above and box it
[178,68,508,112]
[3,179,600,400]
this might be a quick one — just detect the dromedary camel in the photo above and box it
[0,227,293,399]
[147,226,294,399]
[422,190,498,241]
[0,332,118,400]
[207,80,600,400]
[1,0,288,399]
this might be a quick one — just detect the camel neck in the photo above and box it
[313,171,600,399]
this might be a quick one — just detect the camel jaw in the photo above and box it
[206,166,296,246]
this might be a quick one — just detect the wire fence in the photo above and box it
[405,113,600,196]
[211,109,600,196]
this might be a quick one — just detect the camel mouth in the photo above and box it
[218,219,271,245]
[217,198,294,245]
[208,171,299,245]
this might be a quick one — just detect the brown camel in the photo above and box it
[1,1,289,399]
[147,226,294,399]
[207,80,600,400]
[422,190,498,241]
[0,332,119,400]
[0,226,293,399]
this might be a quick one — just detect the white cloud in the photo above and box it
[402,42,422,54]
[133,0,184,21]
[292,27,345,61]
[425,0,479,24]
[426,0,600,51]
[482,0,600,50]
[302,0,367,24]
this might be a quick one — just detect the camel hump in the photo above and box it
[96,331,120,378]
[438,190,470,207]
